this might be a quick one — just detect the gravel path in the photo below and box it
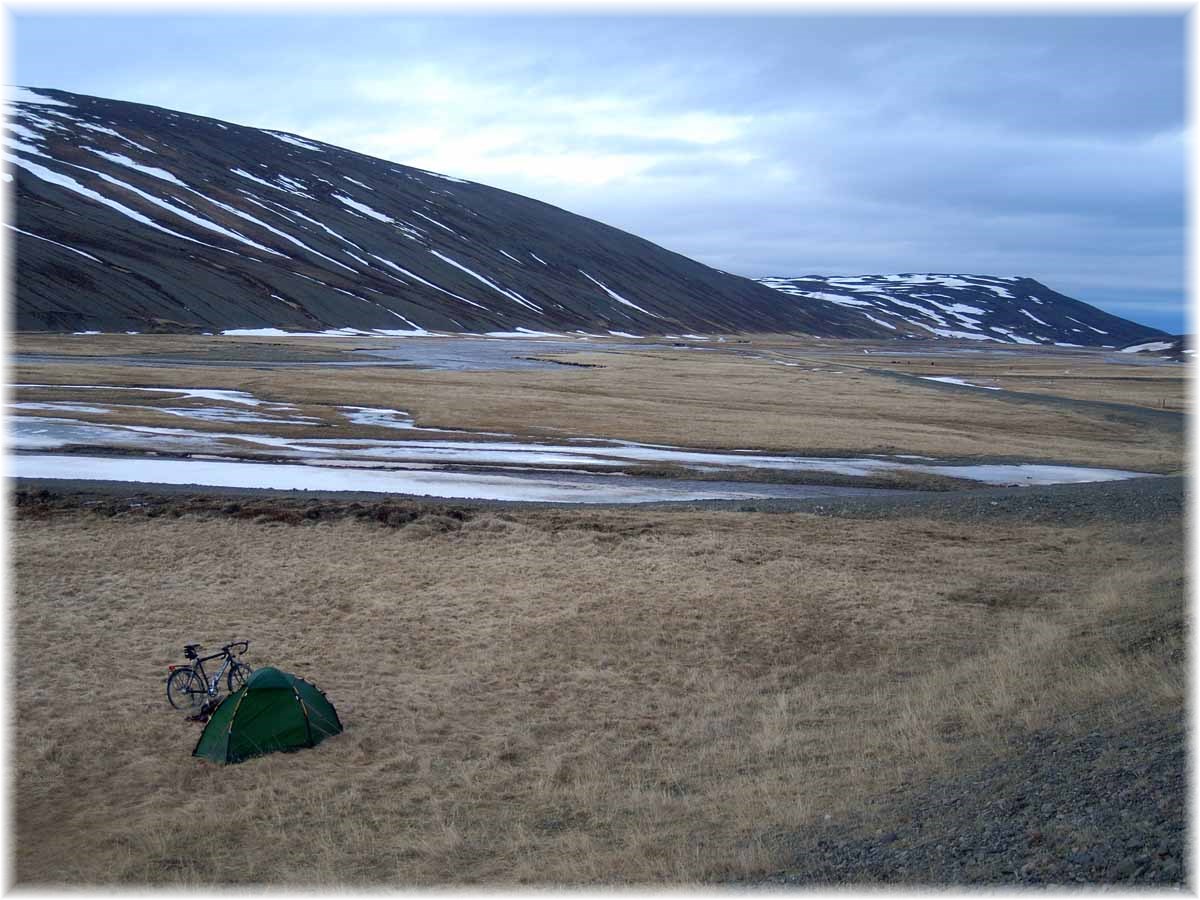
[751,710,1185,886]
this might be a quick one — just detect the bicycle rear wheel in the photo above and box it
[166,668,207,711]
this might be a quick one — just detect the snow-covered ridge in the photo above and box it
[757,273,1161,348]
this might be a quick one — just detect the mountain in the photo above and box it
[6,85,892,338]
[756,274,1165,347]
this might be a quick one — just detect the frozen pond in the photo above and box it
[11,454,908,504]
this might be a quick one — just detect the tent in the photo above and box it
[193,666,343,764]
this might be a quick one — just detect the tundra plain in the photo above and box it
[11,333,1185,468]
[10,333,1187,885]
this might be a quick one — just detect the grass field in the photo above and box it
[13,499,1183,884]
[801,347,1187,412]
[10,335,1187,885]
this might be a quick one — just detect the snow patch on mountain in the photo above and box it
[83,148,186,186]
[91,168,283,256]
[418,169,471,184]
[1120,340,1175,354]
[331,192,393,223]
[7,152,213,247]
[1019,308,1051,327]
[411,209,458,235]
[230,167,311,198]
[432,250,541,311]
[860,312,897,330]
[579,270,658,317]
[264,131,324,152]
[8,87,71,107]
[5,224,103,262]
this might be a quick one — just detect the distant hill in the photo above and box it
[757,273,1165,347]
[6,85,891,338]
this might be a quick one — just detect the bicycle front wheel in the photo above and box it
[166,668,207,711]
[227,662,253,693]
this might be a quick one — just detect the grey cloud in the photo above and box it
[799,129,1185,226]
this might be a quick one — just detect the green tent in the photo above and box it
[193,667,343,764]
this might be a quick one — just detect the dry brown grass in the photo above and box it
[12,337,1185,472]
[989,372,1185,410]
[13,504,1183,885]
[805,346,1188,412]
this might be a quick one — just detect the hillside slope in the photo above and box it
[6,86,888,337]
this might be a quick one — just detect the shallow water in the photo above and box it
[11,453,909,504]
[9,415,1152,489]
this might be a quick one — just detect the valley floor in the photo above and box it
[8,334,1188,886]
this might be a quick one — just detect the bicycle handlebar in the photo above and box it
[184,640,248,660]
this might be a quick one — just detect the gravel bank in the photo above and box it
[662,473,1184,527]
[10,473,1184,526]
[757,472,1186,526]
[751,710,1185,886]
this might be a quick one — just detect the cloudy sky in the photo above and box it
[10,12,1188,332]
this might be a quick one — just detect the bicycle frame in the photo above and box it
[193,650,235,696]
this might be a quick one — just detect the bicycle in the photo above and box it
[166,641,253,712]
